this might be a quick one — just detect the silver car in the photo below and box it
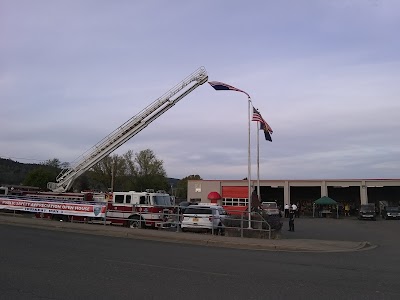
[181,204,227,235]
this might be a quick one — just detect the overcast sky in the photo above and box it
[1,0,400,181]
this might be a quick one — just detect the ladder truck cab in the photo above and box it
[107,189,174,229]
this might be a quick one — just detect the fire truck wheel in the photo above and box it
[129,216,144,229]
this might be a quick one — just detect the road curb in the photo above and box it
[0,214,376,252]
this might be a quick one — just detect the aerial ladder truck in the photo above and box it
[47,67,208,193]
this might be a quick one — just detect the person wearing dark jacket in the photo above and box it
[251,191,262,212]
[288,211,295,232]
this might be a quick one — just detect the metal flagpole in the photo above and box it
[207,81,253,229]
[247,97,252,228]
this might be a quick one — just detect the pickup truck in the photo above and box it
[381,206,400,220]
[358,204,376,221]
[261,202,281,216]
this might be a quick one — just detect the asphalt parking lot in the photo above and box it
[279,215,399,246]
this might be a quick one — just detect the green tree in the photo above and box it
[44,158,61,168]
[72,173,91,192]
[90,154,127,191]
[132,149,168,191]
[23,167,58,190]
[44,158,69,170]
[176,174,202,199]
[88,149,168,192]
[22,158,66,190]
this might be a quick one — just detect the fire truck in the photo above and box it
[107,189,174,228]
[0,67,208,226]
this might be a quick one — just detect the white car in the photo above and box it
[181,204,227,235]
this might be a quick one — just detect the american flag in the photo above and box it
[252,107,273,141]
[252,107,265,123]
[208,81,250,98]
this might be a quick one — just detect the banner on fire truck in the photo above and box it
[0,198,107,218]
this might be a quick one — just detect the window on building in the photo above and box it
[222,198,248,206]
[195,183,201,193]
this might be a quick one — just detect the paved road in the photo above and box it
[1,215,400,299]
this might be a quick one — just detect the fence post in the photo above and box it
[211,209,214,235]
[176,207,180,233]
[240,212,244,238]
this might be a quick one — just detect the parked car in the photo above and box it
[181,204,227,235]
[358,204,376,221]
[261,201,281,216]
[381,206,400,220]
[177,201,197,214]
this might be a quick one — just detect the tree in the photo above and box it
[176,174,202,199]
[72,173,91,192]
[22,158,66,190]
[44,158,61,168]
[132,149,168,191]
[23,167,58,190]
[88,149,168,192]
[43,158,69,169]
[90,154,127,191]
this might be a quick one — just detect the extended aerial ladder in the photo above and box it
[47,67,208,192]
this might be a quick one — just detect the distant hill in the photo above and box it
[0,157,180,189]
[0,158,39,186]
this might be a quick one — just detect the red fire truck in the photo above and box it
[106,189,174,228]
[0,187,174,227]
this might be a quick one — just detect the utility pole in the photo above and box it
[111,159,115,192]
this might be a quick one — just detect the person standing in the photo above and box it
[291,203,298,218]
[251,191,262,212]
[288,210,295,231]
[344,203,350,217]
[296,202,300,218]
[284,203,290,218]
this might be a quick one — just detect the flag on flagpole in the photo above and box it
[208,81,250,98]
[252,107,265,123]
[260,122,272,142]
[252,107,273,142]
